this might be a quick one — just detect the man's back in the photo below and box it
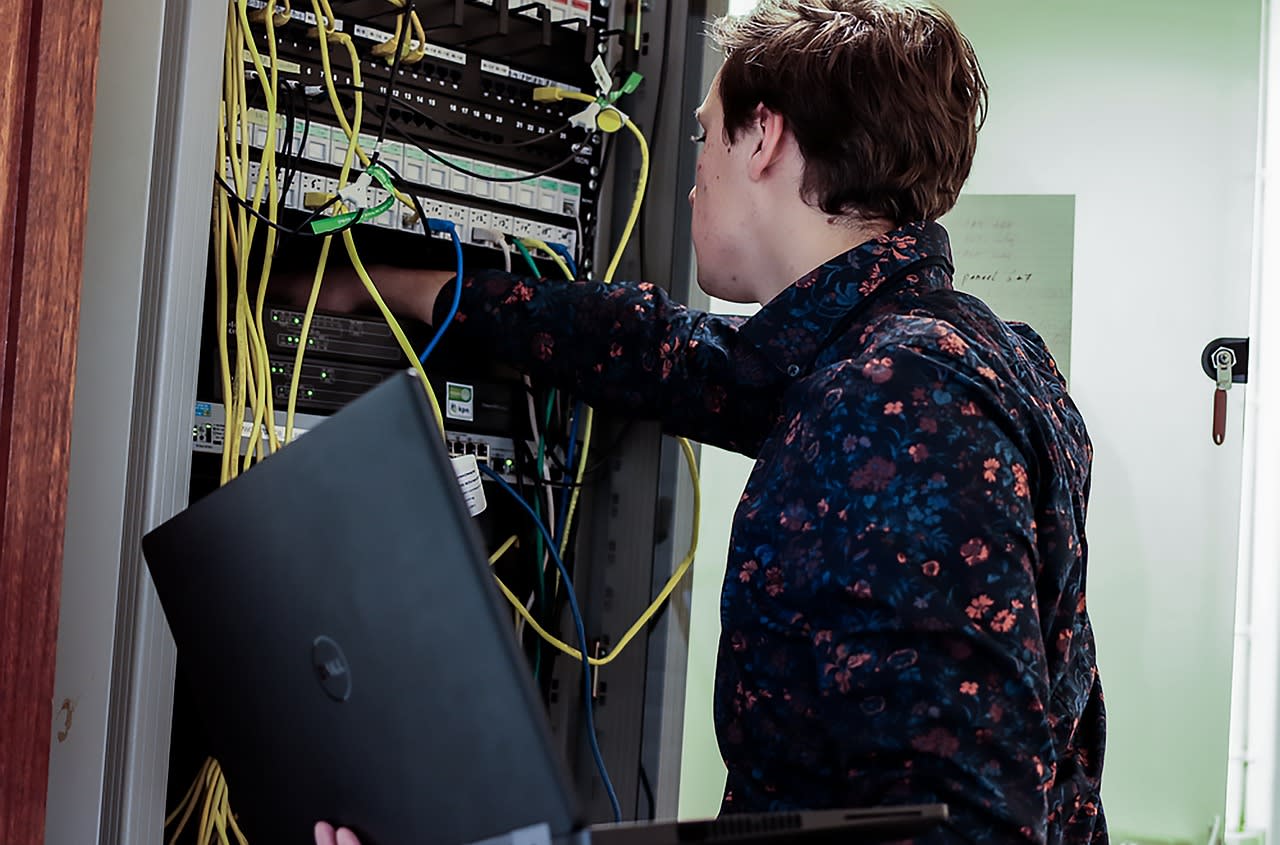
[710,223,1103,843]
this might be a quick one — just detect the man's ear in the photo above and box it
[746,103,788,181]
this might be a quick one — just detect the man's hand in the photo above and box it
[315,820,362,845]
[275,264,456,324]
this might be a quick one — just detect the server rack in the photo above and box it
[74,0,726,841]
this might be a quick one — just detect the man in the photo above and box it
[314,1,1105,842]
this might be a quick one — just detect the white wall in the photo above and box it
[680,2,1265,840]
[1231,0,1280,835]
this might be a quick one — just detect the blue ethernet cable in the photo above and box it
[419,218,464,364]
[556,401,583,542]
[547,242,578,278]
[477,463,624,823]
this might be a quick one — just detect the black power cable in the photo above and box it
[213,173,356,238]
[373,0,414,151]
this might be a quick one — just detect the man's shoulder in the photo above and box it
[808,310,999,392]
[817,296,1068,400]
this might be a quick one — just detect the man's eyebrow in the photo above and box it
[693,108,703,124]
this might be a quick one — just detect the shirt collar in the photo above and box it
[739,220,954,379]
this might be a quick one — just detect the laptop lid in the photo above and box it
[143,371,582,845]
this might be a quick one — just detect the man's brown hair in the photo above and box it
[710,0,988,223]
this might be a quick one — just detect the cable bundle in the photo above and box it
[165,758,247,845]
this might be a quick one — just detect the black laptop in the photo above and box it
[143,371,946,845]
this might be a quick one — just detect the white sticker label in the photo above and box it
[481,59,511,77]
[245,2,341,29]
[451,455,488,517]
[425,42,468,66]
[590,56,612,93]
[507,67,581,93]
[353,24,393,42]
[446,382,475,422]
[508,67,551,87]
[240,420,308,443]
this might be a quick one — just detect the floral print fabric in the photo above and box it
[438,221,1105,843]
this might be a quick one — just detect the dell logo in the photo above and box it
[311,635,352,702]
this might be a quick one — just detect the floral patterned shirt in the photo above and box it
[437,221,1105,843]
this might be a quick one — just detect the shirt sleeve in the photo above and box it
[720,342,1055,839]
[434,270,786,456]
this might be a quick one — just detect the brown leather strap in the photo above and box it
[1213,388,1228,445]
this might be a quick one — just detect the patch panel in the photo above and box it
[272,155,577,254]
[234,12,602,273]
[244,13,601,160]
[239,101,588,219]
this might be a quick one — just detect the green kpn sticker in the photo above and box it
[446,382,474,422]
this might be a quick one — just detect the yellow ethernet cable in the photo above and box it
[493,437,700,666]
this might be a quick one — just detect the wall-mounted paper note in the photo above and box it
[939,194,1076,378]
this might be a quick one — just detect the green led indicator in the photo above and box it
[307,338,315,346]
[321,371,329,379]
[292,317,301,325]
[306,389,314,397]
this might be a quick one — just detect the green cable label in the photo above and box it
[309,164,396,234]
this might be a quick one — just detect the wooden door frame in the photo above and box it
[0,0,104,841]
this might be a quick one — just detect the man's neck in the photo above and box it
[752,206,896,303]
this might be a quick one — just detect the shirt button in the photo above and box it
[787,364,801,377]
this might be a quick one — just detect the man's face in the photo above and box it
[688,72,757,303]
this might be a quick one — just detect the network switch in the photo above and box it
[191,400,519,481]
